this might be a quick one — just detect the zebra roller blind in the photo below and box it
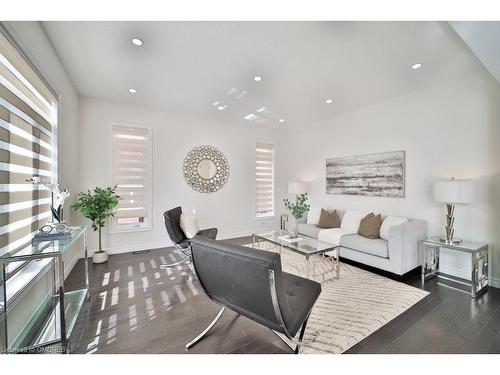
[111,124,150,229]
[255,143,275,218]
[0,31,57,264]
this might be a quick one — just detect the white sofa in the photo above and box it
[298,208,427,276]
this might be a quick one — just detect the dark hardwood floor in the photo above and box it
[65,237,500,354]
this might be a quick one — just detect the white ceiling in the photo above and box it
[42,21,488,128]
[449,21,500,85]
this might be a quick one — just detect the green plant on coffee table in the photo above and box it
[72,185,120,254]
[283,193,310,219]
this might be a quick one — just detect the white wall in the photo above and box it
[285,69,500,285]
[78,97,288,254]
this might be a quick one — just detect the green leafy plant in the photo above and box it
[283,193,310,220]
[72,186,120,253]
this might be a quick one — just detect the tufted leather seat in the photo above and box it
[190,235,322,343]
[281,272,322,336]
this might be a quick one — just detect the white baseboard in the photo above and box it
[102,240,173,256]
[489,276,500,289]
[82,230,261,258]
[438,265,471,281]
[64,255,80,279]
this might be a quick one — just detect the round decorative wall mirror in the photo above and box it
[183,145,229,193]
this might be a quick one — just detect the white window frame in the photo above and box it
[254,141,276,221]
[108,122,153,234]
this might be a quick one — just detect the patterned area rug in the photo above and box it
[245,242,429,354]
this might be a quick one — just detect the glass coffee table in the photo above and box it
[252,230,340,279]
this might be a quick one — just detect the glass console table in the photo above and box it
[421,237,488,298]
[0,226,89,353]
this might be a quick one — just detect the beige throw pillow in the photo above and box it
[317,209,341,229]
[180,213,200,239]
[358,212,382,239]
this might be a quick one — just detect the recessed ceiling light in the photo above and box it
[128,88,137,94]
[254,76,262,82]
[218,106,225,111]
[411,63,422,70]
[131,38,144,46]
[325,99,333,104]
[279,119,285,123]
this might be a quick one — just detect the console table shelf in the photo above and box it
[0,226,89,354]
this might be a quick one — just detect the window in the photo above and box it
[0,30,57,279]
[110,124,151,232]
[255,143,275,219]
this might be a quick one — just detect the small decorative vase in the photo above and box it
[288,216,299,238]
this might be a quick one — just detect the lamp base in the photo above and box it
[438,237,463,245]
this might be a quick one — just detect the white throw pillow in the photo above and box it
[340,210,368,233]
[379,216,408,240]
[306,206,322,225]
[180,213,200,239]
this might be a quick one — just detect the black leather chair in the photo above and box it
[161,206,218,268]
[186,235,322,353]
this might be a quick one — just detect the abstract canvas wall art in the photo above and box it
[326,151,405,197]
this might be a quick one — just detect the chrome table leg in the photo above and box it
[84,229,89,300]
[471,252,478,299]
[58,254,67,352]
[1,263,7,353]
[335,247,340,279]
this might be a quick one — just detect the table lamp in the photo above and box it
[288,182,310,195]
[433,177,475,244]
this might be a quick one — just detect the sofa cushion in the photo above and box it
[297,223,321,239]
[358,213,382,239]
[318,209,341,229]
[340,234,389,258]
[380,216,408,240]
[340,210,368,232]
[306,206,322,225]
[318,228,353,246]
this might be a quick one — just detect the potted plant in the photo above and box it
[72,186,120,264]
[283,193,310,238]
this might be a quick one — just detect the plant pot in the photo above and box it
[93,250,108,264]
[288,217,299,238]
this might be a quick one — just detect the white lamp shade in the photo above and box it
[288,182,310,194]
[433,179,475,204]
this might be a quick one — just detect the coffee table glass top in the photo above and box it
[252,229,336,256]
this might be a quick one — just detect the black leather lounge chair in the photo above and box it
[186,235,322,353]
[161,206,218,268]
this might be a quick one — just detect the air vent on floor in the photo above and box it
[133,250,151,255]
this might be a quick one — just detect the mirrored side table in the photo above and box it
[421,237,488,298]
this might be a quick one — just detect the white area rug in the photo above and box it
[245,242,429,354]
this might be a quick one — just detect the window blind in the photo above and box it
[0,32,56,266]
[111,125,150,229]
[255,143,275,218]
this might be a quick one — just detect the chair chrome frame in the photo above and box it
[159,243,192,269]
[184,267,312,354]
[268,269,311,354]
[160,213,192,269]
